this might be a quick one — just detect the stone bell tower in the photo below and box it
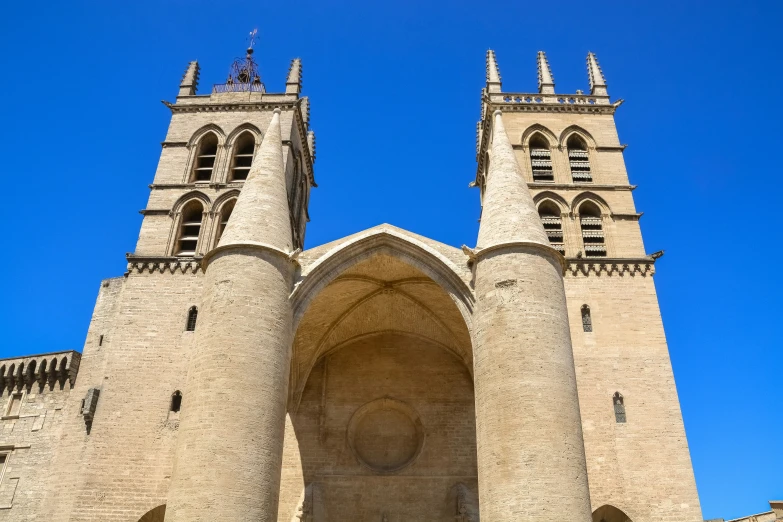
[164,45,313,521]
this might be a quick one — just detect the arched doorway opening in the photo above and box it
[138,504,166,522]
[281,247,476,522]
[593,504,633,522]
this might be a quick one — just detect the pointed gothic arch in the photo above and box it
[186,124,227,148]
[533,191,569,212]
[137,504,166,522]
[291,227,474,330]
[225,122,263,146]
[571,191,612,216]
[559,124,597,149]
[520,124,558,149]
[172,191,212,214]
[592,504,634,522]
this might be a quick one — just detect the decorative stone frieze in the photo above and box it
[565,257,655,277]
[0,350,81,392]
[125,256,202,275]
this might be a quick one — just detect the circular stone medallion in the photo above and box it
[347,397,425,474]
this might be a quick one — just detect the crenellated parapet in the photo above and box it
[0,350,81,393]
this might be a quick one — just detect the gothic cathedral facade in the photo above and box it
[0,47,702,522]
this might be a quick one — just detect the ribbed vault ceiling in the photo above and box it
[291,254,472,407]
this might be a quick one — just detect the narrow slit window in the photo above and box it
[579,202,606,257]
[581,305,592,332]
[191,134,219,182]
[538,202,564,255]
[186,306,198,332]
[170,391,182,413]
[529,135,554,182]
[230,133,255,181]
[567,135,592,183]
[613,392,626,423]
[176,202,204,256]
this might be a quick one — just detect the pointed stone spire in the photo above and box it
[486,50,502,93]
[178,61,200,96]
[587,52,608,96]
[219,109,293,252]
[477,110,550,249]
[286,58,302,95]
[537,51,555,94]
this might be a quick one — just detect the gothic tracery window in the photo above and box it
[613,392,626,423]
[529,135,554,182]
[567,135,592,183]
[579,202,606,257]
[581,305,592,332]
[191,133,219,182]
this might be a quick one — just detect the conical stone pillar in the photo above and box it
[472,110,592,521]
[166,109,295,522]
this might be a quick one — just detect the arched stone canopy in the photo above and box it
[290,226,475,410]
[137,505,166,522]
[592,504,634,522]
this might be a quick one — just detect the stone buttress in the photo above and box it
[471,110,592,521]
[166,108,295,522]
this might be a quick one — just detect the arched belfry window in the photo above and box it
[567,135,592,183]
[176,202,204,256]
[191,133,219,182]
[170,391,182,413]
[579,202,606,257]
[215,199,236,246]
[538,202,564,254]
[186,306,198,331]
[613,392,626,423]
[581,305,592,332]
[230,132,255,181]
[529,135,554,182]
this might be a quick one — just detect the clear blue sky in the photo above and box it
[0,1,780,519]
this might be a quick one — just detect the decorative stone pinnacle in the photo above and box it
[587,52,608,96]
[537,51,555,94]
[178,61,200,96]
[486,50,502,93]
[286,58,302,95]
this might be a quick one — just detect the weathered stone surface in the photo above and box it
[0,49,705,522]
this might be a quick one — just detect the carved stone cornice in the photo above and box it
[166,101,298,114]
[161,141,187,148]
[125,255,203,275]
[529,183,636,191]
[139,209,171,216]
[564,257,655,277]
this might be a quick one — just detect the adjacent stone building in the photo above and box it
[0,45,707,521]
